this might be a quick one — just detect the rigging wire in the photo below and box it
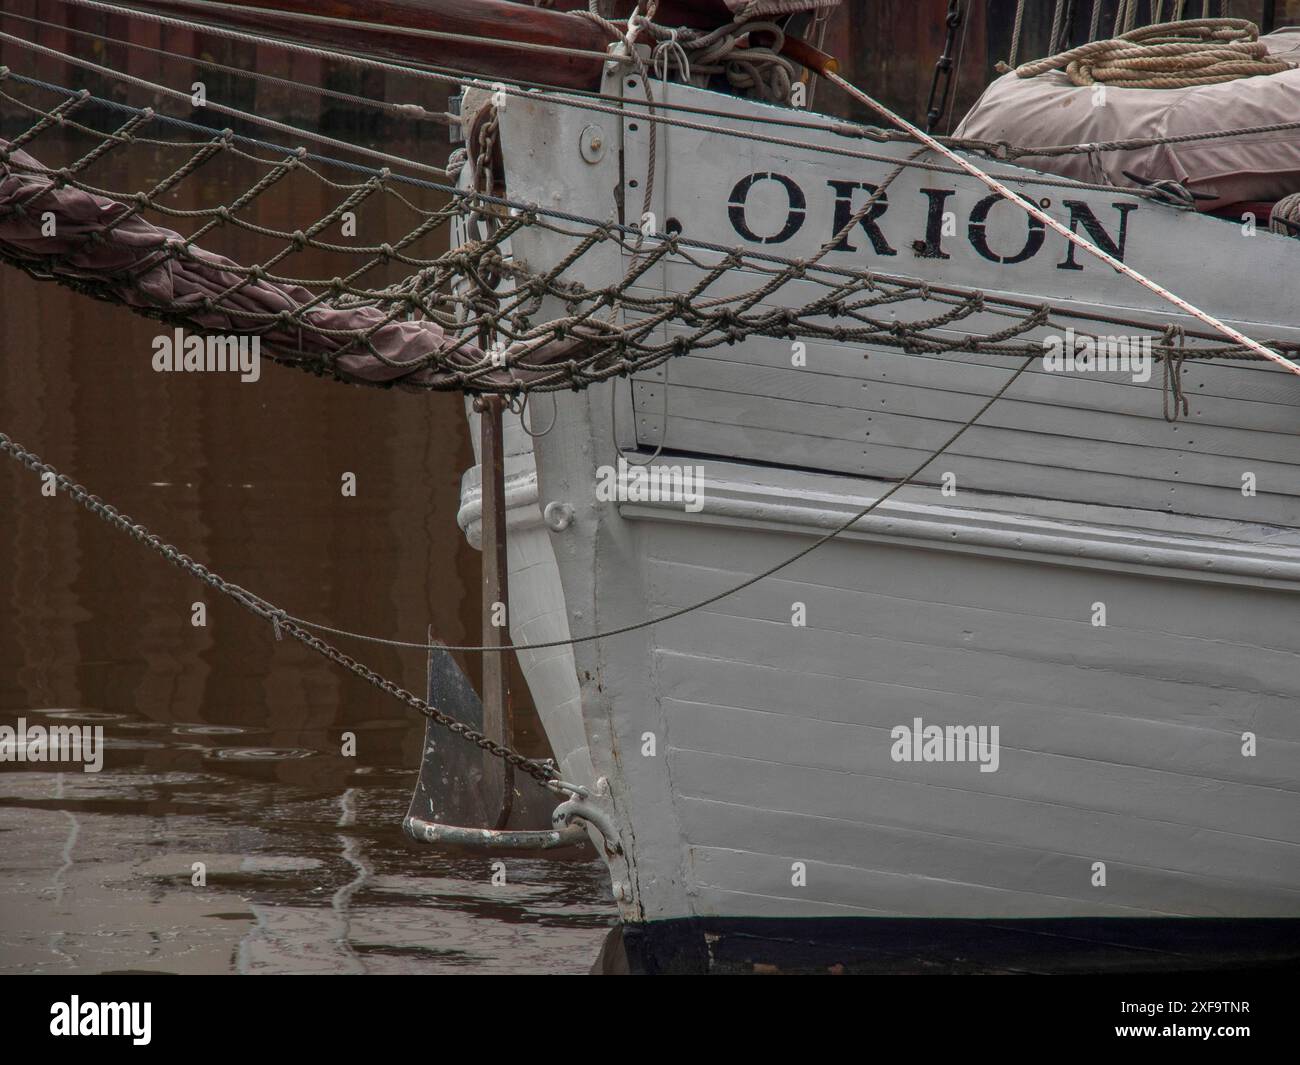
[0,9,458,127]
[1,19,1178,205]
[824,69,1300,378]
[35,0,1300,176]
[44,0,857,135]
[0,68,1273,353]
[24,0,1188,200]
[112,0,633,65]
[0,354,1038,657]
[0,30,453,178]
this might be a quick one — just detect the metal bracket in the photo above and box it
[403,814,589,852]
[449,91,465,144]
[552,794,623,856]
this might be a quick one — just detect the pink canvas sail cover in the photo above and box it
[953,28,1300,210]
[0,143,588,390]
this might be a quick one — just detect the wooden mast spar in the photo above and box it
[136,0,628,88]
[133,1,836,89]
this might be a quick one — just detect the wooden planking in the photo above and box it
[685,846,1170,920]
[640,526,1300,746]
[625,268,1300,526]
[683,875,1144,921]
[652,608,1300,744]
[645,559,1300,703]
[663,700,1300,846]
[643,520,1300,654]
[668,749,1300,898]
[656,656,1300,790]
[637,411,1300,525]
[636,326,1300,439]
[659,694,1296,843]
[648,351,1300,465]
[678,800,1300,917]
[623,276,1300,408]
[634,378,1300,495]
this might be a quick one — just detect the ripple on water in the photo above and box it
[173,725,257,737]
[205,747,317,762]
[30,709,130,722]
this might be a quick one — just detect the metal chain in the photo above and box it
[0,431,564,789]
[924,0,964,132]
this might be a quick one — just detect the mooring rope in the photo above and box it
[1011,18,1293,88]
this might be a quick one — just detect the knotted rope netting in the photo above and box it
[0,66,1286,403]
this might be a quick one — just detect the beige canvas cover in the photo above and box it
[953,28,1300,209]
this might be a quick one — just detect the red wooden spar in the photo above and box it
[133,1,837,89]
[134,0,615,87]
[132,0,651,88]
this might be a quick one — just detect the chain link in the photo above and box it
[925,0,964,132]
[0,432,564,789]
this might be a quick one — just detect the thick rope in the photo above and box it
[1007,0,1027,68]
[1270,192,1300,236]
[1011,18,1293,88]
[1047,0,1068,57]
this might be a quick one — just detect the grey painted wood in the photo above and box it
[634,379,1300,494]
[645,348,1300,462]
[490,71,1300,928]
[640,413,1300,525]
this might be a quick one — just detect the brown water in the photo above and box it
[0,120,615,973]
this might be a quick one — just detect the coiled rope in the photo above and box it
[1271,192,1300,236]
[1011,18,1293,88]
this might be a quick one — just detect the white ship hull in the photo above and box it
[457,71,1300,971]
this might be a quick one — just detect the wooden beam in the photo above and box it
[135,0,615,88]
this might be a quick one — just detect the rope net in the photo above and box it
[0,56,1290,403]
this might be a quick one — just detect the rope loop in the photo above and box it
[1013,18,1292,88]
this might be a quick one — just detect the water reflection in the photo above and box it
[0,125,616,973]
